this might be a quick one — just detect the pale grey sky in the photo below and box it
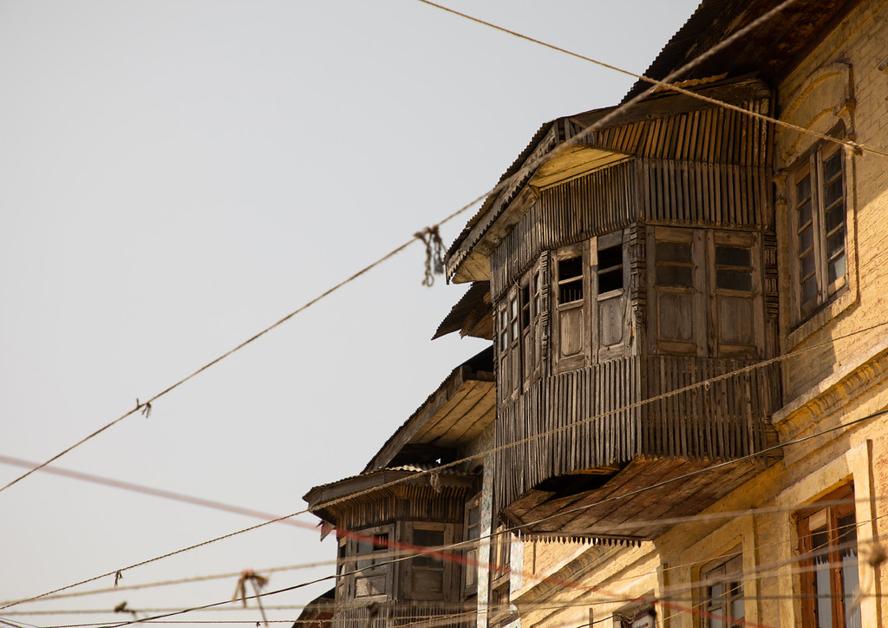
[0,1,698,624]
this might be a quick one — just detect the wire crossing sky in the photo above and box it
[0,1,700,626]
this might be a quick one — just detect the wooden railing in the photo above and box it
[334,602,475,627]
[495,355,780,515]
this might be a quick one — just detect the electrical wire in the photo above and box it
[4,317,886,613]
[416,0,888,161]
[4,0,879,613]
[0,203,471,497]
[0,0,837,501]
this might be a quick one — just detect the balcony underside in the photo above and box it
[504,455,770,540]
[495,355,781,525]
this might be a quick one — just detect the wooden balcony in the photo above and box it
[496,354,780,539]
[333,601,475,627]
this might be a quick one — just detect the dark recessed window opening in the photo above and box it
[597,243,623,294]
[413,529,445,568]
[558,256,584,304]
[521,284,531,329]
[655,241,693,288]
[716,245,753,292]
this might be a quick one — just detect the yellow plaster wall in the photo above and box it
[503,1,888,626]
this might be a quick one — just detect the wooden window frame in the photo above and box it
[594,230,631,360]
[402,522,455,602]
[508,289,521,396]
[488,523,512,625]
[552,242,589,372]
[336,536,349,600]
[497,303,510,400]
[796,484,860,628]
[707,230,764,358]
[349,524,394,602]
[648,226,706,356]
[462,493,482,599]
[697,550,745,627]
[788,140,849,326]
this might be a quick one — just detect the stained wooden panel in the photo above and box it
[334,602,474,627]
[493,355,779,517]
[490,159,771,299]
[491,161,636,299]
[487,97,773,299]
[577,97,771,166]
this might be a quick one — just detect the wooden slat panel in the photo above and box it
[494,356,780,516]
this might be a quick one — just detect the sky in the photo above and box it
[0,1,699,625]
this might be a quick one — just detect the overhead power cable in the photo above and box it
[0,0,825,501]
[0,498,876,616]
[11,519,888,628]
[2,0,869,609]
[416,0,888,160]
[52,530,888,628]
[0,210,470,497]
[4,315,885,613]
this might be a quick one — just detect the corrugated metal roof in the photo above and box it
[622,0,860,102]
[432,281,491,340]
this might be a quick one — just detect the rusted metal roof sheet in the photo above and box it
[622,0,860,102]
[363,346,495,473]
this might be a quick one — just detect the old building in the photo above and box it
[302,0,888,626]
[300,348,496,626]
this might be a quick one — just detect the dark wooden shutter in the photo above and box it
[708,230,764,357]
[648,226,706,355]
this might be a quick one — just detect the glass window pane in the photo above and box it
[827,229,846,257]
[825,204,845,232]
[731,597,744,622]
[716,246,751,267]
[798,199,812,227]
[799,225,814,253]
[717,270,752,291]
[801,274,818,306]
[824,178,844,209]
[656,265,693,287]
[839,513,861,628]
[814,554,834,628]
[797,175,812,202]
[828,255,847,285]
[656,241,692,263]
[824,152,842,181]
[800,252,816,279]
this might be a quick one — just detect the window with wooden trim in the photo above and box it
[463,494,481,598]
[403,522,454,601]
[489,524,512,625]
[509,292,521,394]
[797,484,861,628]
[497,260,546,396]
[497,304,510,399]
[649,227,763,357]
[352,526,393,599]
[336,537,348,600]
[710,232,763,357]
[790,142,847,322]
[553,243,588,370]
[595,231,629,358]
[698,553,744,627]
[649,227,705,355]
